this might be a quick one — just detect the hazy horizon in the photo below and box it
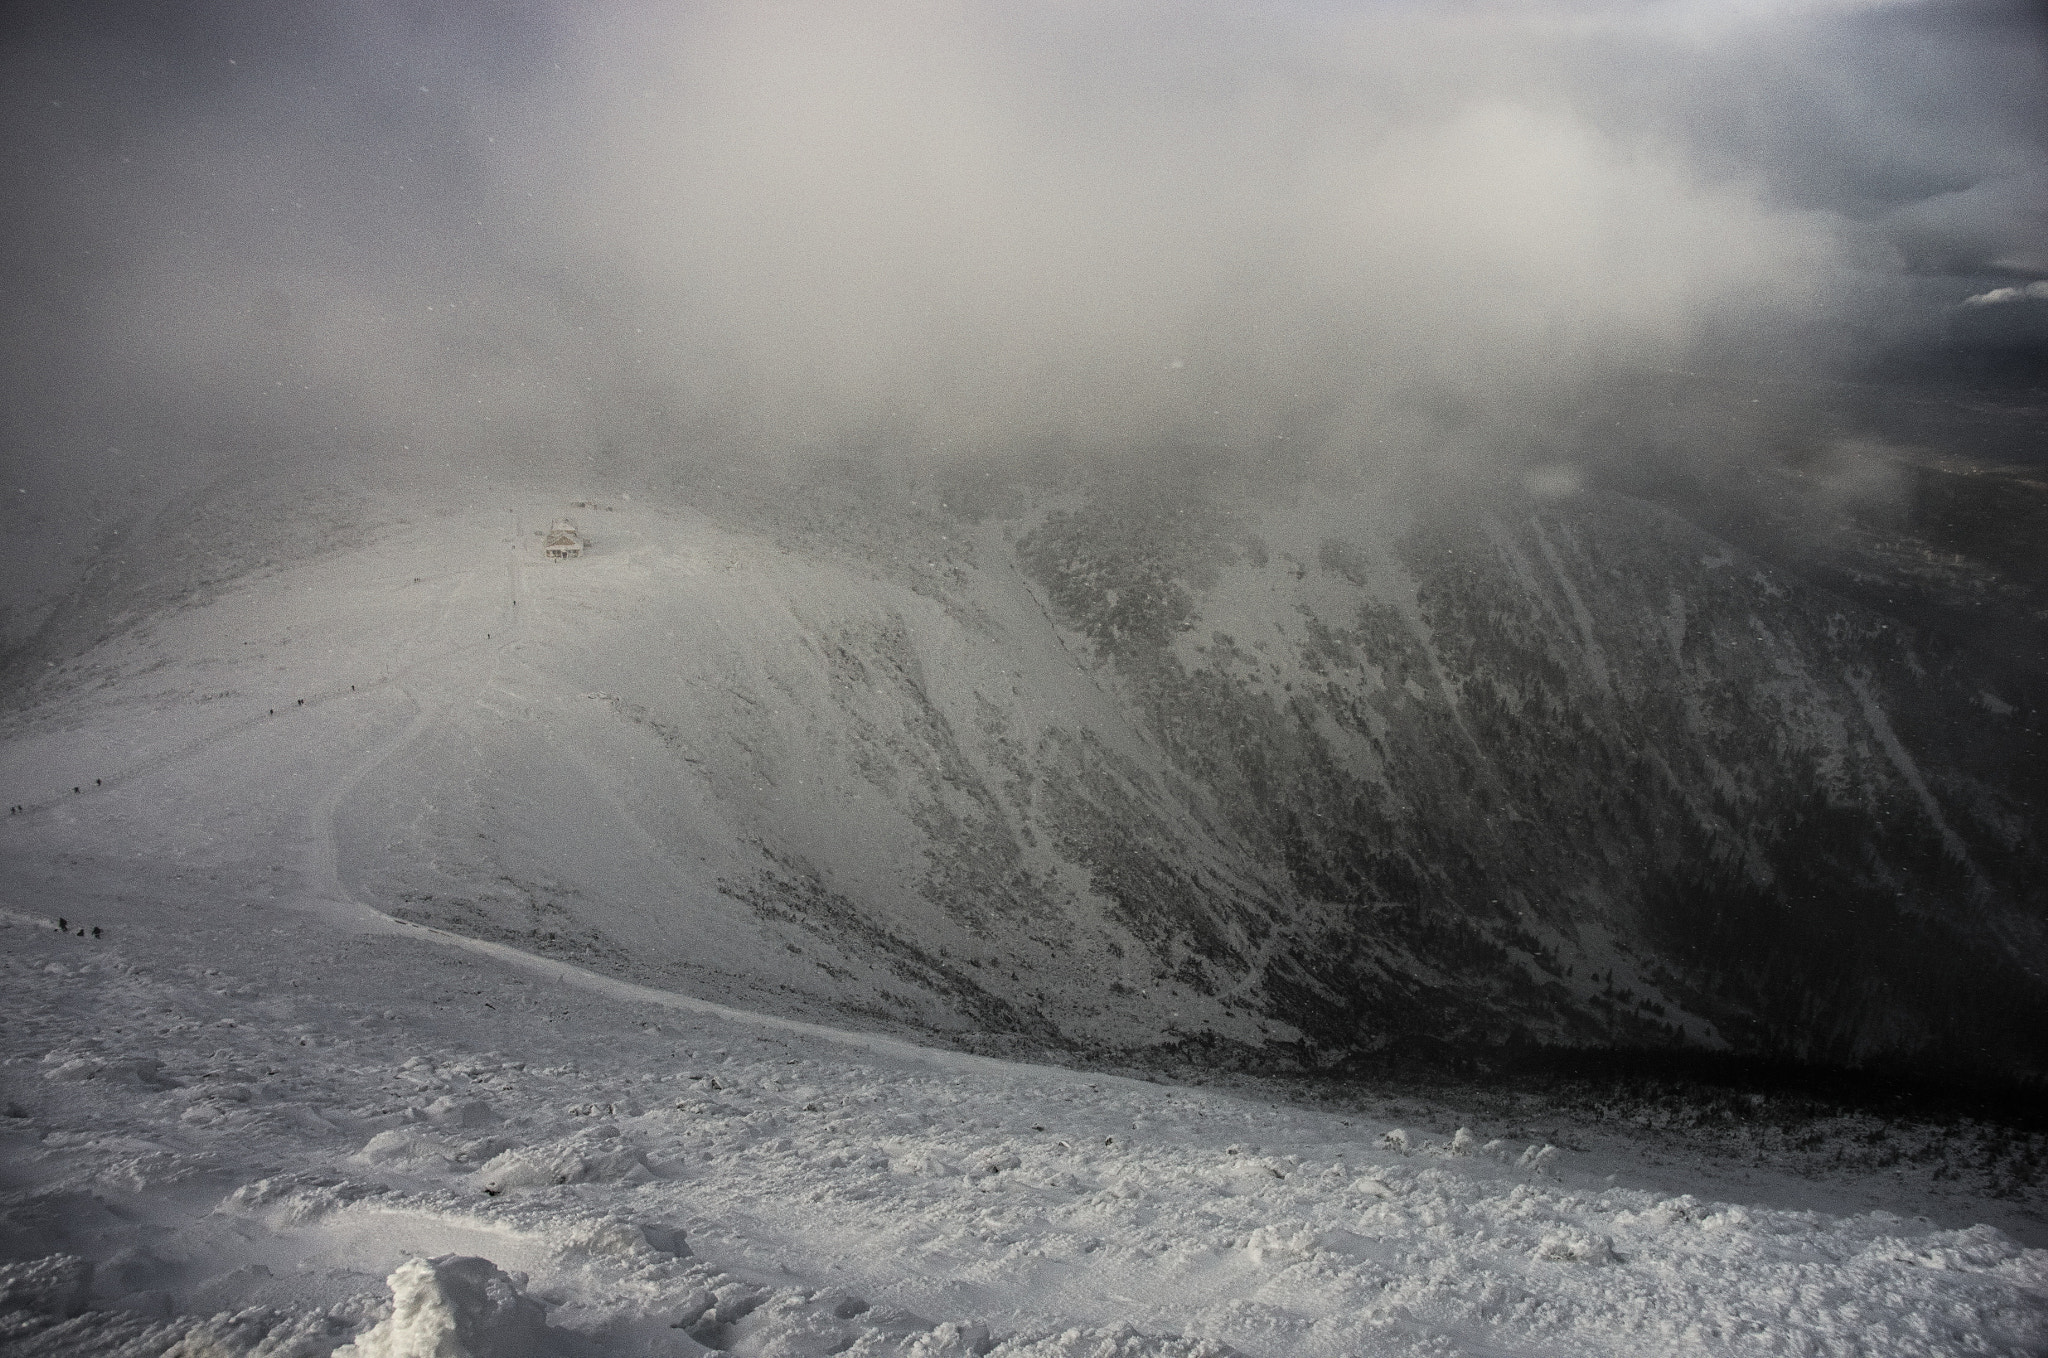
[4,0,2045,637]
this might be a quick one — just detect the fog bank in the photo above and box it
[4,0,2044,635]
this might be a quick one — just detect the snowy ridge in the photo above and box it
[2,488,1301,1054]
[2,473,2045,1069]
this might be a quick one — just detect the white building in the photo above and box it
[543,519,584,560]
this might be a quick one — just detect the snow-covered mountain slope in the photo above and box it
[1003,474,2048,1078]
[1,468,2045,1355]
[0,480,1296,1057]
[2,464,2043,1084]
[1,886,2043,1357]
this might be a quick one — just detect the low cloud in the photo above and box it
[1886,172,2048,278]
[502,1,1876,466]
[1962,280,2048,307]
[2,0,2044,625]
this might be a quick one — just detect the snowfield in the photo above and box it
[1,902,2043,1358]
[1,488,2043,1356]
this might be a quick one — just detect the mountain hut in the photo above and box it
[544,519,584,560]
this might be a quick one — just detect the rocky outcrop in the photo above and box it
[997,475,2046,1081]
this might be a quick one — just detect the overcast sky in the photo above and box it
[3,0,2044,629]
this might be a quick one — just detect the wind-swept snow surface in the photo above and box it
[0,897,2043,1357]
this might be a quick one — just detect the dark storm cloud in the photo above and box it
[3,0,2044,635]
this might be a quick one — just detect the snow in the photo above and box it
[334,1255,556,1358]
[0,492,2043,1356]
[0,898,2042,1357]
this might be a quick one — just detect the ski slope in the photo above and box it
[0,488,2043,1355]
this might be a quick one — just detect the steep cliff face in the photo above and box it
[7,466,2042,1084]
[1006,476,2047,1079]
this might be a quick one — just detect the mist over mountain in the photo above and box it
[5,1,2047,1089]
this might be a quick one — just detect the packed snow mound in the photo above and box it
[476,1132,656,1193]
[334,1255,560,1358]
